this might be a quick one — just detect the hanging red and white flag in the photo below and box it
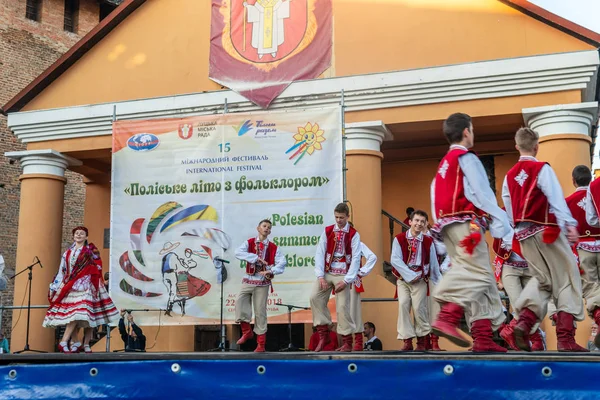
[209,0,333,108]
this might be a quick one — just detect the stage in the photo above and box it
[1,351,599,399]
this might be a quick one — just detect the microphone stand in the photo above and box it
[278,302,310,352]
[10,257,46,353]
[209,258,234,352]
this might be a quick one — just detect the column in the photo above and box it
[5,149,81,352]
[523,102,598,195]
[84,180,111,267]
[345,121,391,284]
[345,121,397,346]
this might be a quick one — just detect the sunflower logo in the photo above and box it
[285,122,326,165]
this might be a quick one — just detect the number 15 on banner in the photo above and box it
[218,143,231,153]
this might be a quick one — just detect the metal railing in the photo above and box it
[381,210,409,284]
[0,304,113,352]
[0,305,47,333]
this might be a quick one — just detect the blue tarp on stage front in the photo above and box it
[0,352,598,399]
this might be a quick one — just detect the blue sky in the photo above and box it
[530,0,600,33]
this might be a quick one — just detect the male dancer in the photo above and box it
[430,112,511,352]
[493,230,544,351]
[503,127,588,352]
[235,219,286,352]
[428,238,451,351]
[311,203,362,352]
[392,210,439,351]
[349,239,377,351]
[574,166,600,350]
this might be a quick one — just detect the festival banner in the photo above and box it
[209,0,333,108]
[110,107,342,325]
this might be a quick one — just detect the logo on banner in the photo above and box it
[236,120,254,136]
[234,119,278,138]
[210,0,332,108]
[285,122,325,165]
[178,124,194,140]
[127,133,160,152]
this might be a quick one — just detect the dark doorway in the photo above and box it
[194,325,221,351]
[237,323,306,352]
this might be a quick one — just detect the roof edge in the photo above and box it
[500,0,600,48]
[2,0,598,115]
[0,0,147,115]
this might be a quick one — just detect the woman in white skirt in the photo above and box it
[44,226,119,353]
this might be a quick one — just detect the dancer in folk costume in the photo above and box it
[493,227,545,351]
[425,196,452,351]
[44,227,119,353]
[349,239,377,351]
[577,165,600,350]
[428,237,451,351]
[310,203,362,352]
[430,113,511,353]
[392,210,440,351]
[563,165,600,347]
[503,127,591,352]
[234,219,286,352]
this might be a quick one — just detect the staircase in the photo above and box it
[381,209,409,285]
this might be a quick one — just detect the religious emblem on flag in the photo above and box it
[210,0,332,108]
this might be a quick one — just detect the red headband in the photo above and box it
[72,226,89,235]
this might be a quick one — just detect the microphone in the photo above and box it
[214,257,230,264]
[26,257,42,269]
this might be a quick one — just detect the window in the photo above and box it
[479,155,497,195]
[64,0,79,33]
[25,0,42,22]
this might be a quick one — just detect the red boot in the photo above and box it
[415,335,429,351]
[499,319,519,351]
[513,308,537,352]
[430,334,445,351]
[336,334,353,352]
[254,334,266,353]
[471,319,507,353]
[431,303,470,347]
[353,333,363,351]
[236,321,254,345]
[530,329,545,351]
[593,308,600,349]
[400,338,413,351]
[314,325,330,352]
[556,311,589,352]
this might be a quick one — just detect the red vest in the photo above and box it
[324,224,357,272]
[506,159,557,226]
[434,147,485,220]
[391,232,432,280]
[567,187,600,240]
[492,237,511,261]
[589,179,600,226]
[246,238,277,274]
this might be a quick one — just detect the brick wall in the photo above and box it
[0,0,102,342]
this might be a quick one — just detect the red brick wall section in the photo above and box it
[0,0,101,342]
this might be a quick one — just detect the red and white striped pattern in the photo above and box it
[43,283,118,328]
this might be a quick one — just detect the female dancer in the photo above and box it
[44,226,119,353]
